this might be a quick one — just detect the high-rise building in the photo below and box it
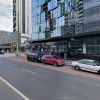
[25,0,31,40]
[29,0,100,60]
[31,0,83,40]
[13,0,16,32]
[13,0,31,46]
[83,0,100,32]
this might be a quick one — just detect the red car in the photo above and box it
[41,55,65,66]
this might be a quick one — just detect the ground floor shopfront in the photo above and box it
[0,43,17,53]
[29,32,100,61]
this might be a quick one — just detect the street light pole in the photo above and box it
[7,17,13,53]
[7,16,19,56]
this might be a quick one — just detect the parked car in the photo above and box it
[27,51,44,63]
[0,51,4,54]
[71,59,100,74]
[25,51,28,55]
[41,55,65,66]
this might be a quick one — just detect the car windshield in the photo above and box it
[53,56,58,59]
[38,54,44,57]
[93,61,100,66]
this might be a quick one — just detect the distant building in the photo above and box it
[0,30,17,53]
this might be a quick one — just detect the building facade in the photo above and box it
[0,30,17,53]
[14,0,31,46]
[31,0,83,40]
[30,0,100,60]
[13,0,16,32]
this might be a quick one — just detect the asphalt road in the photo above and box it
[0,56,100,100]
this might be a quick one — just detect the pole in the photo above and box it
[17,42,18,53]
[16,42,19,57]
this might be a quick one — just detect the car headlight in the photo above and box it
[38,57,41,60]
[58,61,61,62]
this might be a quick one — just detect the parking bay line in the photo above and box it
[0,77,30,100]
[22,69,36,74]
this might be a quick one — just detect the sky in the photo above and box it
[0,0,13,32]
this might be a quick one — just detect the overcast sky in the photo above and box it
[0,0,13,32]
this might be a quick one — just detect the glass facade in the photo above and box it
[32,37,100,60]
[31,0,100,60]
[31,0,83,40]
[83,0,100,32]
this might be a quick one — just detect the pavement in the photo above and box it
[0,52,74,66]
[0,53,16,57]
[64,59,75,66]
[12,52,75,66]
[1,56,100,100]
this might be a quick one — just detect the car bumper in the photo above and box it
[58,62,65,65]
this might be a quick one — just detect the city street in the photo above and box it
[1,0,100,100]
[0,55,100,100]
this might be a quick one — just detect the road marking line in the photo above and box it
[0,77,30,100]
[22,69,36,74]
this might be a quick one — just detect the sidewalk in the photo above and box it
[65,60,73,66]
[64,59,78,66]
[16,52,77,66]
[15,52,27,59]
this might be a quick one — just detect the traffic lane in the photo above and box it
[1,57,100,100]
[0,78,24,100]
[8,57,100,80]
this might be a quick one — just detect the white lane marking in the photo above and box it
[22,69,36,74]
[0,77,30,100]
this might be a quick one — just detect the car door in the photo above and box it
[28,51,32,59]
[78,60,88,70]
[44,56,49,63]
[45,56,51,64]
[47,56,53,64]
[85,61,97,72]
[31,52,35,61]
[33,53,37,61]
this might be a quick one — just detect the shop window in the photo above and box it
[98,45,100,54]
[93,45,98,54]
[93,38,98,44]
[86,45,92,54]
[86,39,92,44]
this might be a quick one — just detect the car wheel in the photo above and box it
[42,60,45,64]
[53,62,57,66]
[98,70,100,75]
[35,59,38,63]
[27,57,30,61]
[75,66,80,71]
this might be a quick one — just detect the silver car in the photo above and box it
[71,59,100,75]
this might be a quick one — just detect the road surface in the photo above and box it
[0,54,100,100]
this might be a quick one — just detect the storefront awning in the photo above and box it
[19,45,27,47]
